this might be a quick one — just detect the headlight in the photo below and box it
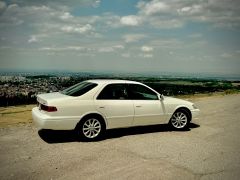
[192,104,198,109]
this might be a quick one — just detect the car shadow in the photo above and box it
[38,123,200,144]
[105,123,200,140]
[38,129,78,144]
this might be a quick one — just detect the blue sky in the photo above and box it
[0,0,240,76]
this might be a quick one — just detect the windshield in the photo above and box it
[61,82,97,97]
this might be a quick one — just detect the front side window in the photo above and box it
[61,82,97,97]
[97,84,128,100]
[128,84,158,100]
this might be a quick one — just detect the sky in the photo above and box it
[0,0,240,76]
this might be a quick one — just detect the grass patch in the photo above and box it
[0,105,34,127]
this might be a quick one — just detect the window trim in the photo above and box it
[126,83,159,100]
[96,83,129,100]
[96,83,160,100]
[61,82,98,97]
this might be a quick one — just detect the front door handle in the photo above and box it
[99,106,105,109]
[136,105,141,108]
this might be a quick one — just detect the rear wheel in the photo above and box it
[77,117,105,141]
[169,110,189,130]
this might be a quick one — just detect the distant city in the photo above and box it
[0,71,239,106]
[1,70,240,80]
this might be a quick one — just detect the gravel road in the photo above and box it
[0,94,240,180]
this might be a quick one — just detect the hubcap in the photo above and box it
[82,118,101,138]
[171,112,188,129]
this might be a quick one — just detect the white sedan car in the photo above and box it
[32,79,200,140]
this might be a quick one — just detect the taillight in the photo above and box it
[40,104,57,112]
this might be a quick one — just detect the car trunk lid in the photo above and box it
[37,92,69,105]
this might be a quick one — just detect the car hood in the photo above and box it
[163,96,193,106]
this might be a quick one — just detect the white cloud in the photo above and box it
[0,4,53,27]
[120,15,141,26]
[149,38,183,49]
[60,12,73,20]
[61,26,74,32]
[0,3,24,26]
[121,53,130,58]
[113,45,124,49]
[61,24,93,34]
[220,53,232,58]
[140,46,154,58]
[7,3,19,10]
[27,33,48,43]
[178,5,203,15]
[143,54,153,58]
[92,0,101,8]
[28,35,38,43]
[141,46,153,52]
[0,46,10,50]
[6,0,102,8]
[139,53,153,58]
[0,1,6,12]
[149,18,184,29]
[188,33,202,38]
[136,0,240,29]
[98,47,114,53]
[123,34,146,43]
[137,0,169,15]
[28,5,50,11]
[98,45,124,53]
[66,46,86,51]
[179,6,191,13]
[39,46,86,51]
[0,2,99,38]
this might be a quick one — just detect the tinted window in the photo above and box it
[61,82,97,97]
[128,84,158,100]
[97,84,128,100]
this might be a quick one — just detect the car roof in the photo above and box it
[86,79,142,85]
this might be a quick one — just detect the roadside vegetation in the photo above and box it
[0,75,239,107]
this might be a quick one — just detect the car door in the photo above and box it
[128,83,166,126]
[95,83,134,129]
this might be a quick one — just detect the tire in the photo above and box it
[169,110,189,130]
[76,116,105,141]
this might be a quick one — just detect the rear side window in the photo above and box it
[61,82,97,97]
[97,84,128,100]
[128,84,158,100]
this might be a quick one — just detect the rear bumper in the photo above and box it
[32,107,79,130]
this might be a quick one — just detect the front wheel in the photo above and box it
[77,117,105,141]
[169,110,189,130]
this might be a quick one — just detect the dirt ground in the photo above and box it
[0,94,240,180]
[0,105,34,127]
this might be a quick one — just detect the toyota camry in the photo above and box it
[32,79,200,140]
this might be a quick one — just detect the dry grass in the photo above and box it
[0,105,35,127]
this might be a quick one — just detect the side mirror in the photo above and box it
[158,94,164,101]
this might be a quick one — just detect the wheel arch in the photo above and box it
[75,112,107,130]
[172,106,192,122]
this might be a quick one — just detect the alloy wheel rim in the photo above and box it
[82,118,101,138]
[171,112,187,128]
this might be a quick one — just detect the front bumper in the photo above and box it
[191,109,200,119]
[32,107,79,130]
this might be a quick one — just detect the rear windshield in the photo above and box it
[61,82,97,97]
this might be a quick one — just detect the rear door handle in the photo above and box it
[99,106,105,109]
[136,105,142,108]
